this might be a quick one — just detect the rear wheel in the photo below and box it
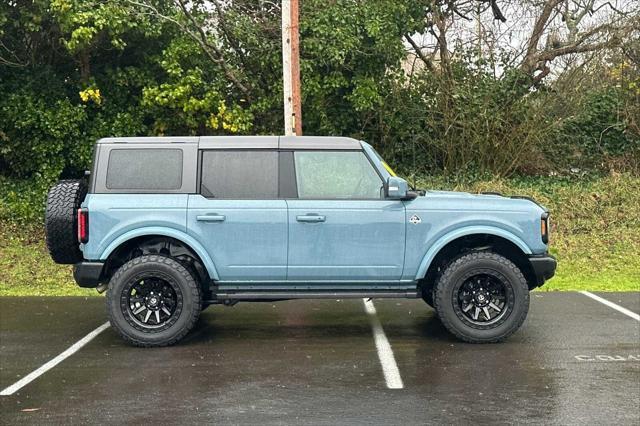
[107,255,202,347]
[434,252,529,343]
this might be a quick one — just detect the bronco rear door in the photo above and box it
[187,137,288,282]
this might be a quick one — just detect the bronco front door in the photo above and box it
[286,150,406,282]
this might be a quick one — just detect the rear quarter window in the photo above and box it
[106,148,183,190]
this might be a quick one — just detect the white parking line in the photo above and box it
[363,299,404,389]
[0,322,110,396]
[580,291,640,322]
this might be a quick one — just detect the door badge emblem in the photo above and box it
[409,215,421,225]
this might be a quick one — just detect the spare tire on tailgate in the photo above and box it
[45,179,88,264]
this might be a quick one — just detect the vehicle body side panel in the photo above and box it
[99,226,220,280]
[80,194,224,276]
[286,200,406,281]
[411,225,532,281]
[402,192,547,280]
[186,196,288,281]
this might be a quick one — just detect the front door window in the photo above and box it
[294,151,383,199]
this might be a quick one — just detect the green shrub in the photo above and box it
[547,87,640,173]
[0,88,86,180]
[0,176,51,224]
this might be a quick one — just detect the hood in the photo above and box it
[409,190,547,214]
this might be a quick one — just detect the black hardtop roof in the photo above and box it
[96,136,362,150]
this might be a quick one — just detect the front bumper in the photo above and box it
[529,254,557,287]
[73,261,105,288]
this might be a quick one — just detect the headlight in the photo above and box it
[541,213,550,244]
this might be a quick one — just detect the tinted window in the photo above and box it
[294,151,382,199]
[106,149,182,190]
[200,151,278,198]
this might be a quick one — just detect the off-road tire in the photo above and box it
[177,260,211,311]
[434,252,529,343]
[107,255,202,347]
[421,286,435,308]
[45,179,88,264]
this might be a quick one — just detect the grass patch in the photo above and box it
[0,174,638,296]
[0,222,95,296]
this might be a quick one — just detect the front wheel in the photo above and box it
[434,252,529,343]
[106,255,202,347]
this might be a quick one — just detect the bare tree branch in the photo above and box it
[405,34,436,73]
[539,40,614,62]
[174,0,251,98]
[521,0,564,73]
[210,0,249,70]
[125,0,251,99]
[518,0,639,85]
[489,0,507,23]
[532,63,551,85]
[0,40,27,67]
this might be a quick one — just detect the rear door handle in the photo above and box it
[296,214,326,223]
[197,214,226,222]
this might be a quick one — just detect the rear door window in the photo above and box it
[293,151,383,199]
[200,150,278,199]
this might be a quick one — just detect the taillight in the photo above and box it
[78,208,89,243]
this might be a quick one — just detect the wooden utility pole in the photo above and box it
[282,0,302,136]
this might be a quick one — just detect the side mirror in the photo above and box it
[386,176,416,200]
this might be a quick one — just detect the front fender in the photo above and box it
[414,225,532,280]
[99,226,220,280]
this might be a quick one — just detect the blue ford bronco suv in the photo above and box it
[45,136,556,347]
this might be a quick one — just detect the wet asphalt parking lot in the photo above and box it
[1,292,639,425]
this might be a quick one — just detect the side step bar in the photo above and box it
[214,290,419,300]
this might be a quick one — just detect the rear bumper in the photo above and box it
[529,254,557,287]
[73,261,104,288]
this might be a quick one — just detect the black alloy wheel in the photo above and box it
[456,273,511,326]
[125,276,180,329]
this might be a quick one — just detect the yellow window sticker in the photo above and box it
[382,161,397,177]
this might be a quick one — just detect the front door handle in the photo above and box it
[296,214,326,223]
[197,214,226,222]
